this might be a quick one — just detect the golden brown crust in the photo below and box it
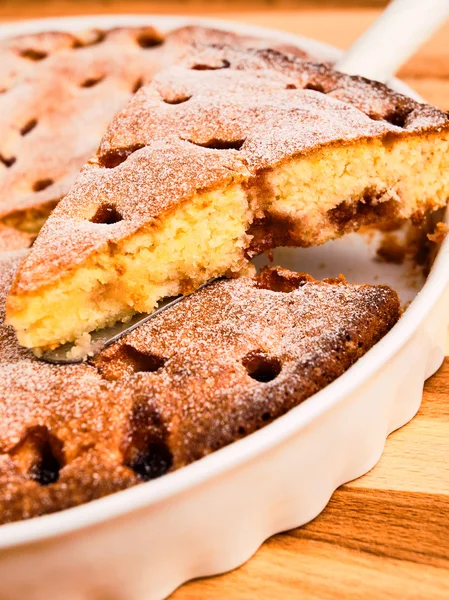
[0,30,430,524]
[9,44,449,295]
[1,249,400,523]
[0,26,307,232]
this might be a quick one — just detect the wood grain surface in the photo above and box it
[172,360,449,598]
[3,3,449,598]
[0,1,392,19]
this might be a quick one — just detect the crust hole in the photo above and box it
[123,399,172,481]
[119,346,166,374]
[80,75,104,88]
[30,448,61,485]
[0,154,16,168]
[162,94,192,105]
[128,442,172,481]
[90,203,123,225]
[32,178,53,192]
[96,344,166,380]
[304,81,327,93]
[262,412,271,422]
[132,78,144,93]
[242,351,282,383]
[20,49,47,61]
[136,31,164,49]
[238,426,246,436]
[191,59,230,70]
[186,138,245,151]
[383,108,413,128]
[10,426,63,486]
[98,144,145,168]
[20,118,38,136]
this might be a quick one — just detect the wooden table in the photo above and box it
[3,3,449,597]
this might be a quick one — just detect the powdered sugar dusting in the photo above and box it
[0,247,399,521]
[0,25,304,227]
[12,44,449,292]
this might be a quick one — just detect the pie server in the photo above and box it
[41,279,218,364]
[42,0,449,364]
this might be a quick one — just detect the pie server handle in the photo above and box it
[336,0,449,86]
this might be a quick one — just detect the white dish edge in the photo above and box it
[0,15,447,600]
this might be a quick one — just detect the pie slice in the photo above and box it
[0,253,399,522]
[6,46,449,350]
[0,26,307,233]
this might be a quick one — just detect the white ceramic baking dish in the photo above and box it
[1,15,448,600]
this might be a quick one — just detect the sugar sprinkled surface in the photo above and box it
[0,34,427,523]
[11,44,449,292]
[0,247,400,522]
[0,26,306,227]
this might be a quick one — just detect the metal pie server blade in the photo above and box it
[41,279,218,365]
